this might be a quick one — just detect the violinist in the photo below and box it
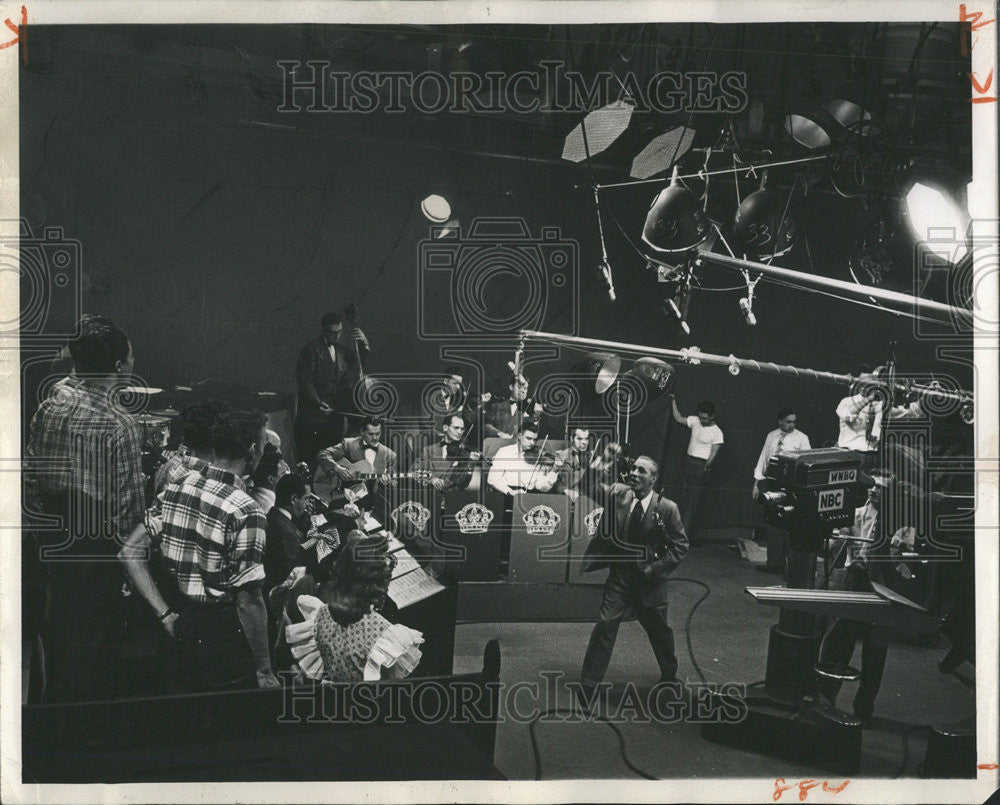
[484,368,543,440]
[487,423,560,496]
[554,427,592,502]
[411,414,479,493]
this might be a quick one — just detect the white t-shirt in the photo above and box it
[686,415,724,460]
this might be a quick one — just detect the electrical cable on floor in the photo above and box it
[528,707,660,781]
[527,576,712,779]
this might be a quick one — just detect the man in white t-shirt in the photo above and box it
[670,397,724,539]
[836,367,923,471]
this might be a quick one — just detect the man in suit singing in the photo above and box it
[579,456,688,704]
[295,311,370,471]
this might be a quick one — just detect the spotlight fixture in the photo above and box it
[826,80,876,132]
[421,194,452,223]
[731,170,797,260]
[901,178,971,265]
[562,100,635,162]
[641,166,709,255]
[784,109,834,150]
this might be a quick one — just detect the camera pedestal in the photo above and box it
[701,537,863,773]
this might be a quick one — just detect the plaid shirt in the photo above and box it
[25,376,145,540]
[153,449,207,496]
[156,463,266,603]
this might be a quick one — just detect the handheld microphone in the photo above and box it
[598,261,616,301]
[739,297,757,326]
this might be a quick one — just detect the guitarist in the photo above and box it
[316,415,398,491]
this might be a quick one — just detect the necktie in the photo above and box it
[776,432,786,455]
[627,499,645,544]
[864,401,878,448]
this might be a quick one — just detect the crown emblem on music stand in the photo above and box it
[522,504,561,536]
[455,502,494,534]
[584,506,605,537]
[390,501,431,534]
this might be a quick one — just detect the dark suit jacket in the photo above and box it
[295,336,367,424]
[264,507,306,591]
[410,441,474,492]
[583,483,688,606]
[316,436,398,474]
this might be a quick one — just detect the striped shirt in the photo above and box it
[25,376,145,541]
[156,463,266,603]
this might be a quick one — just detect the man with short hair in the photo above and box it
[295,311,370,470]
[753,407,812,575]
[317,415,398,489]
[818,471,915,726]
[555,426,592,501]
[26,317,145,701]
[250,444,286,514]
[153,399,231,495]
[264,473,319,592]
[579,456,688,703]
[128,409,279,691]
[411,413,477,493]
[484,370,543,439]
[487,423,559,496]
[836,367,923,472]
[670,396,724,539]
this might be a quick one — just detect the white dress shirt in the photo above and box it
[754,427,812,480]
[836,394,922,452]
[487,444,557,495]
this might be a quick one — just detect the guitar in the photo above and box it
[312,458,431,499]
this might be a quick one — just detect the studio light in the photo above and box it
[562,100,635,162]
[641,166,709,255]
[421,194,452,223]
[827,80,875,132]
[731,170,797,260]
[784,110,833,150]
[630,125,696,179]
[902,180,970,264]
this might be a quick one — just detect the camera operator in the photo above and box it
[817,469,914,727]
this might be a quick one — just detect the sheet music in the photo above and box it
[390,549,421,579]
[387,566,444,609]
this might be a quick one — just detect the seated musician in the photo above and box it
[411,413,478,493]
[554,426,593,502]
[484,369,543,439]
[316,415,398,490]
[429,367,491,429]
[487,423,560,496]
[817,469,913,727]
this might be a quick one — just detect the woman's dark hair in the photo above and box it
[318,531,393,626]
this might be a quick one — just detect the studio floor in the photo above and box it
[452,530,975,781]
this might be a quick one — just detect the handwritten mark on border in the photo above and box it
[0,5,26,65]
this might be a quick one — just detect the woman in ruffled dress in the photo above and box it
[283,531,423,683]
